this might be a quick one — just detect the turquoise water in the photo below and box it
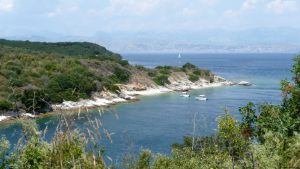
[0,53,296,163]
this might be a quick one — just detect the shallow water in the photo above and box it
[0,53,296,163]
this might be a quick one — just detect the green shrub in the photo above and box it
[102,79,121,93]
[155,66,172,70]
[155,66,171,75]
[0,99,14,110]
[44,63,58,71]
[6,65,22,75]
[114,67,131,83]
[21,89,51,113]
[1,70,17,79]
[182,63,196,70]
[188,74,199,82]
[119,59,129,66]
[10,77,26,87]
[153,75,170,86]
[137,150,152,169]
[147,71,157,77]
[135,65,146,71]
[193,69,201,75]
[46,67,97,103]
[159,69,170,75]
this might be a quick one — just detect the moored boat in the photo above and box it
[181,94,190,97]
[195,97,207,101]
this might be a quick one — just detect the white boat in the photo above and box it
[181,94,190,98]
[195,97,207,101]
[238,81,252,86]
[199,94,205,97]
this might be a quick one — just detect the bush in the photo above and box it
[0,99,14,110]
[135,65,146,71]
[102,79,121,93]
[153,75,170,86]
[44,63,58,71]
[119,59,129,66]
[21,89,51,113]
[10,78,26,87]
[159,69,170,75]
[156,66,172,75]
[46,67,97,103]
[114,67,131,83]
[193,70,201,75]
[137,150,152,169]
[188,74,199,82]
[182,63,196,70]
[147,71,157,77]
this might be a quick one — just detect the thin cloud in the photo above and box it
[241,0,258,11]
[224,0,258,17]
[0,0,300,35]
[105,0,162,16]
[0,0,14,12]
[266,0,299,14]
[47,4,80,17]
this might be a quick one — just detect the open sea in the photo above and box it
[0,53,296,164]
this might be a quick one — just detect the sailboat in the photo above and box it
[178,53,182,66]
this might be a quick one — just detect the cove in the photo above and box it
[0,53,295,163]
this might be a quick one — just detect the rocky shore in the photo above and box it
[0,74,251,123]
[50,75,239,112]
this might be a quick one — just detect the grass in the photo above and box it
[0,107,117,169]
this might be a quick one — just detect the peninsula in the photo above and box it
[0,39,236,122]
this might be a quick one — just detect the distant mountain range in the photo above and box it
[1,28,300,53]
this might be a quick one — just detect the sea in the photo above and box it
[0,53,296,164]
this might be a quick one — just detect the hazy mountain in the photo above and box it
[1,28,300,53]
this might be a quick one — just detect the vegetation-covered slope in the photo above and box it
[0,39,121,60]
[0,40,130,114]
[0,39,216,115]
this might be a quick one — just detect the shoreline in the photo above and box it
[0,80,239,125]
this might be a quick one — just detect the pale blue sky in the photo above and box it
[0,0,300,52]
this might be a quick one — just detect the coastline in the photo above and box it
[0,80,235,124]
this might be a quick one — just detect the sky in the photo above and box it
[0,0,300,52]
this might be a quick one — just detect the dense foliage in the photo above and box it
[0,40,216,115]
[0,40,130,114]
[149,63,215,85]
[0,100,14,111]
[182,63,214,83]
[0,39,122,61]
